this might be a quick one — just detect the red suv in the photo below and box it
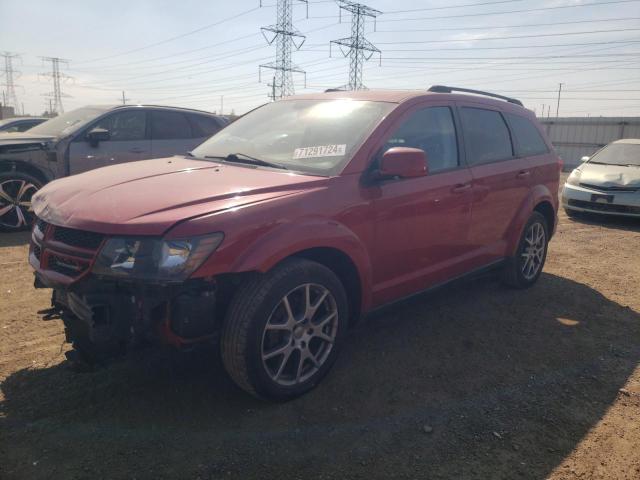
[29,86,560,400]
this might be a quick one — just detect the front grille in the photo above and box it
[579,182,639,193]
[52,226,104,250]
[31,217,104,281]
[568,199,640,215]
[48,254,90,277]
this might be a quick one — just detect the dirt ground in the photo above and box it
[1,177,639,480]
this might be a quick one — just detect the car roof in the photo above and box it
[111,104,220,116]
[287,88,532,114]
[79,104,220,117]
[612,138,640,145]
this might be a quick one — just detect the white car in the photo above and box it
[562,139,640,218]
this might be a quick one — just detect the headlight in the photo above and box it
[92,233,224,281]
[566,169,582,186]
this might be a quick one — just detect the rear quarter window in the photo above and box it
[506,113,549,157]
[151,110,192,140]
[460,107,513,165]
[188,114,222,138]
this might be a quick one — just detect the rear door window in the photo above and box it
[460,107,513,165]
[150,110,192,139]
[188,114,222,138]
[382,106,459,173]
[505,113,549,157]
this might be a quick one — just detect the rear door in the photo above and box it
[68,109,151,175]
[369,104,474,306]
[150,110,197,157]
[458,105,532,264]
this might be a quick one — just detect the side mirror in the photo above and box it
[378,147,428,179]
[86,128,110,147]
[580,156,590,163]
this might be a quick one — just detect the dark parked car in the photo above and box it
[0,117,48,133]
[29,86,560,400]
[0,105,227,231]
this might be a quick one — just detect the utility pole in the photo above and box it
[120,91,130,105]
[40,56,70,114]
[220,95,224,115]
[541,104,545,119]
[259,0,308,100]
[330,0,381,91]
[556,83,564,118]
[1,52,21,115]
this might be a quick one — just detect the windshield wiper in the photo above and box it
[206,152,288,170]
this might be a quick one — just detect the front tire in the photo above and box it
[501,211,549,289]
[221,258,348,401]
[0,172,42,232]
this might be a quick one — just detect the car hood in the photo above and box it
[33,156,327,235]
[0,132,57,145]
[579,162,640,188]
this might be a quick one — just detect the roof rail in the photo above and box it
[428,85,523,107]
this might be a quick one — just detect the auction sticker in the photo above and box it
[293,144,346,159]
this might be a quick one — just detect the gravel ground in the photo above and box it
[1,176,639,480]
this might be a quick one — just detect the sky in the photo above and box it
[1,0,639,117]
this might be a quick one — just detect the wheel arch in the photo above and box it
[0,160,51,185]
[290,246,363,325]
[505,185,557,256]
[206,219,373,318]
[533,200,556,237]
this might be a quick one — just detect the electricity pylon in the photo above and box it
[330,0,381,91]
[259,0,308,100]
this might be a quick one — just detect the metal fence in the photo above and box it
[538,117,640,170]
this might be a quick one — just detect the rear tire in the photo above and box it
[0,171,42,232]
[501,211,549,289]
[221,258,348,401]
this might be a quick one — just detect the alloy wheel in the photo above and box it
[521,221,546,280]
[261,283,339,387]
[0,179,38,229]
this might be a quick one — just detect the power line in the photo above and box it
[382,0,525,15]
[330,0,381,90]
[376,0,640,23]
[374,16,640,34]
[377,40,640,52]
[373,28,640,45]
[74,6,265,65]
[259,0,309,100]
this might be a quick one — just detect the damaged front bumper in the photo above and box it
[30,219,221,364]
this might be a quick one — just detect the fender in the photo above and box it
[505,184,555,257]
[194,217,374,312]
[0,159,54,184]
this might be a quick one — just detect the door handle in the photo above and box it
[516,170,531,179]
[451,183,472,194]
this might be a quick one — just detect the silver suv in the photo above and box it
[0,105,227,231]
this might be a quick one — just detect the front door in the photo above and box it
[368,105,474,306]
[68,110,151,175]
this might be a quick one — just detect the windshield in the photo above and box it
[191,99,395,175]
[589,143,640,166]
[27,107,108,137]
